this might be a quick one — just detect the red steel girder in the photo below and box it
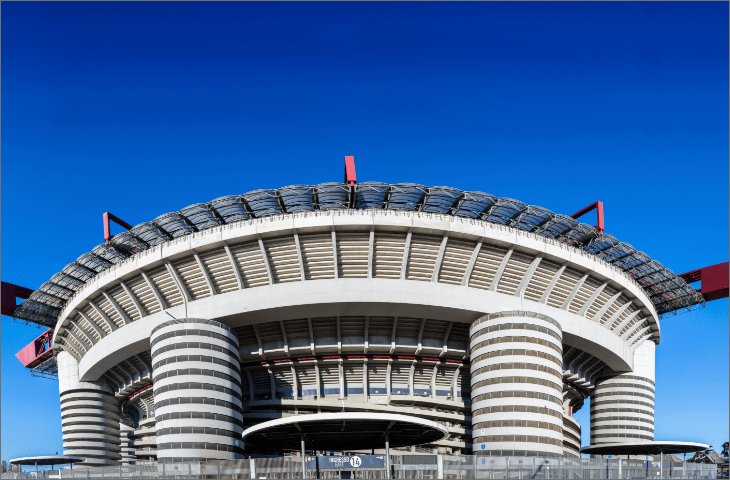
[678,261,729,302]
[104,212,134,244]
[1,281,34,317]
[16,328,53,369]
[571,201,604,235]
[343,156,357,186]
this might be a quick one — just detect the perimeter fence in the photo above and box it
[2,456,718,479]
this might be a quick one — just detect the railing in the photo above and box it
[2,456,718,479]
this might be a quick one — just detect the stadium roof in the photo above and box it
[581,441,710,456]
[13,183,704,327]
[241,412,449,451]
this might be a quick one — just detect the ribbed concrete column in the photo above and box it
[563,415,581,458]
[58,350,122,466]
[151,318,244,462]
[590,339,655,445]
[120,421,135,464]
[469,311,564,457]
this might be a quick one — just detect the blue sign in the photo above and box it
[481,444,486,450]
[306,455,385,470]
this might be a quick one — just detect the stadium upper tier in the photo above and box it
[13,182,703,327]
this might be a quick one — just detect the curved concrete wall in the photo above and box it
[590,340,655,445]
[470,311,564,457]
[563,415,581,458]
[55,212,659,369]
[151,319,244,462]
[58,351,122,467]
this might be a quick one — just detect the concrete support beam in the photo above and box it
[562,274,589,310]
[605,301,633,329]
[367,226,375,279]
[280,320,289,355]
[515,254,543,298]
[78,311,106,340]
[615,311,642,336]
[337,317,342,354]
[578,281,609,317]
[119,281,147,318]
[293,230,306,282]
[88,299,117,333]
[400,228,413,280]
[439,322,453,357]
[389,317,398,354]
[540,264,567,304]
[488,247,514,291]
[257,235,274,285]
[102,292,131,326]
[592,291,623,323]
[252,324,266,359]
[461,240,483,287]
[193,252,217,296]
[222,242,244,290]
[331,228,338,279]
[164,261,191,303]
[70,319,96,346]
[141,271,167,310]
[308,318,315,354]
[431,232,450,282]
[65,330,90,353]
[415,319,426,355]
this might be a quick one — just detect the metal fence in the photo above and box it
[2,456,718,479]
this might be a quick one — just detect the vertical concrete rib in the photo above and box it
[539,265,567,304]
[461,240,483,287]
[469,311,564,457]
[151,318,243,462]
[590,340,655,446]
[488,248,514,291]
[57,350,121,467]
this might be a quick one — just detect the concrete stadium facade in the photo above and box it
[50,208,660,466]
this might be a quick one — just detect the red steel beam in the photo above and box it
[343,156,357,186]
[678,261,729,302]
[15,328,53,369]
[571,201,604,235]
[104,212,134,244]
[1,281,34,317]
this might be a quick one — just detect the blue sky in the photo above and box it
[2,1,727,463]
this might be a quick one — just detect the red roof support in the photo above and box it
[103,212,134,244]
[1,281,34,317]
[16,328,53,369]
[344,156,357,186]
[678,261,729,302]
[571,201,604,234]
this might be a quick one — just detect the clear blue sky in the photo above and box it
[2,1,727,463]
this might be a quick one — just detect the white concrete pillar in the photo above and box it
[58,350,122,467]
[151,318,243,462]
[469,311,564,457]
[590,339,655,445]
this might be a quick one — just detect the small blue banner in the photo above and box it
[306,455,385,470]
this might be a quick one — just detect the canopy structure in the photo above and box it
[13,183,704,327]
[581,441,710,456]
[10,456,84,466]
[241,412,449,452]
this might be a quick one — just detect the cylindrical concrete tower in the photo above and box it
[470,311,564,457]
[151,318,244,462]
[58,350,122,467]
[119,420,135,465]
[590,339,655,445]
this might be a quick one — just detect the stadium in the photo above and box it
[7,158,721,477]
